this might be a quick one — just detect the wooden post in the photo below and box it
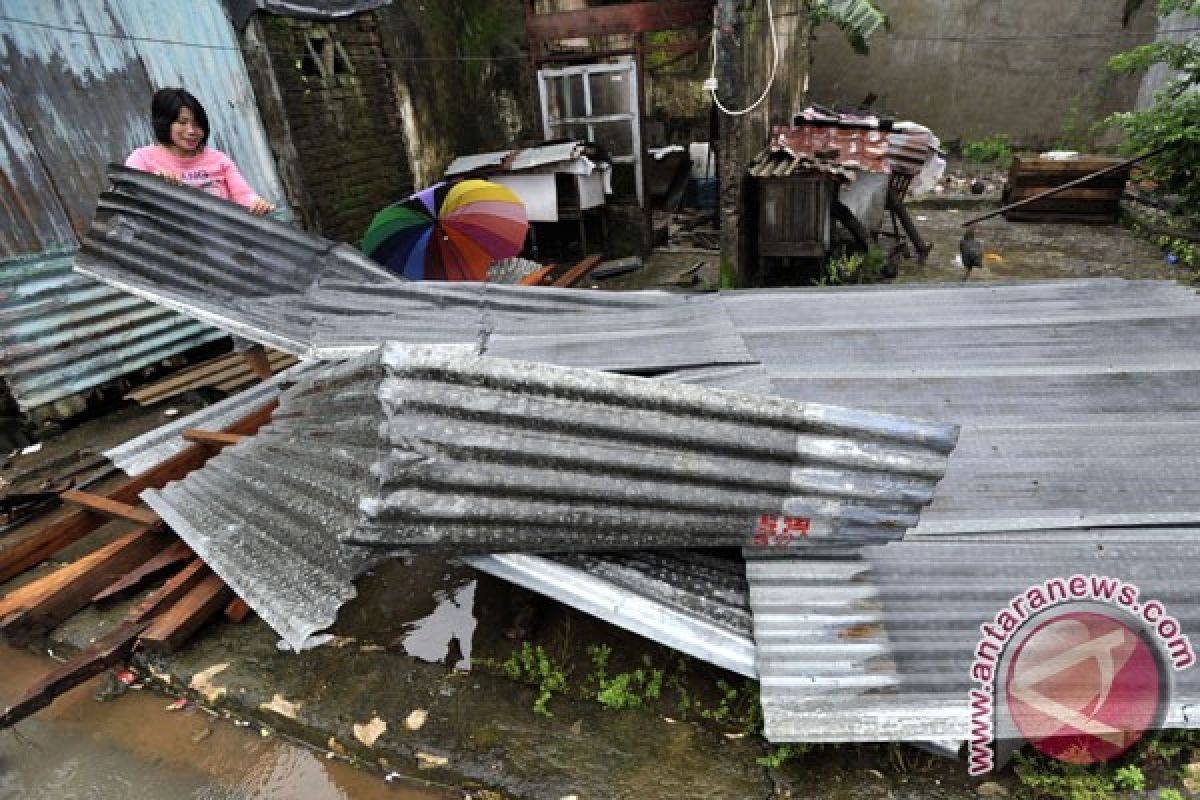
[715,0,746,287]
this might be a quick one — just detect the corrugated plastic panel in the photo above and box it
[0,251,228,410]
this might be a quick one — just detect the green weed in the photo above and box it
[500,642,570,717]
[962,134,1015,169]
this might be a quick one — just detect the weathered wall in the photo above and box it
[374,1,538,188]
[807,0,1160,148]
[255,14,412,245]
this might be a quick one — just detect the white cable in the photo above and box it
[708,0,780,116]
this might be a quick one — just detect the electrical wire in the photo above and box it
[708,0,780,116]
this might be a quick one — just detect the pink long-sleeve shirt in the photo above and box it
[125,145,263,209]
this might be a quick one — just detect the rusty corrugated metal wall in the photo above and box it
[0,0,289,417]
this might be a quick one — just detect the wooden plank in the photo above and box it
[127,353,244,403]
[0,401,277,586]
[0,526,170,646]
[91,540,193,606]
[182,430,247,447]
[517,265,556,286]
[60,490,159,526]
[551,254,604,288]
[127,558,211,625]
[1008,187,1123,201]
[223,597,252,623]
[139,573,233,653]
[0,619,149,730]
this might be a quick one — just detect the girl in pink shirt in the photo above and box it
[126,87,275,216]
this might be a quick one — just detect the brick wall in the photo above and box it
[261,15,413,245]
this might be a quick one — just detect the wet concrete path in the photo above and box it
[0,644,452,799]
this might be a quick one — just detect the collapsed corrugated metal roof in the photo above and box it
[137,345,953,649]
[84,180,1200,746]
[221,0,391,30]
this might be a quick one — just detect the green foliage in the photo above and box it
[808,0,890,55]
[501,642,570,717]
[1106,0,1200,215]
[1114,764,1147,792]
[1013,751,1118,800]
[962,133,1015,169]
[1158,789,1185,800]
[756,744,811,769]
[818,247,887,286]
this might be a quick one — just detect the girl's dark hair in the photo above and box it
[150,87,209,148]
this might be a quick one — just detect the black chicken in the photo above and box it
[960,227,984,280]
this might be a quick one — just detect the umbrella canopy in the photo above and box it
[361,180,529,281]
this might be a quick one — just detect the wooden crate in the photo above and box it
[1003,155,1130,224]
[756,172,835,258]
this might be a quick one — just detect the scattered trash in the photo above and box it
[233,718,251,727]
[590,256,642,280]
[916,215,929,222]
[723,732,747,740]
[1168,253,1180,265]
[165,697,190,711]
[259,727,271,737]
[163,408,179,417]
[327,736,348,757]
[115,669,142,688]
[191,726,212,744]
[353,715,387,746]
[415,751,449,769]
[984,252,1004,263]
[404,709,427,731]
[20,443,41,455]
[383,772,404,783]
[948,208,961,214]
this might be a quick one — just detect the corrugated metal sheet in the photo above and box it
[0,251,228,410]
[350,345,955,551]
[139,345,954,650]
[466,552,757,677]
[222,0,391,30]
[0,1,295,412]
[78,172,758,371]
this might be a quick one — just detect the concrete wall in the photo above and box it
[807,0,1160,148]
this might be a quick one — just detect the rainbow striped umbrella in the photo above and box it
[361,179,529,281]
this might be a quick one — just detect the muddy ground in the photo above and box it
[1,196,1197,798]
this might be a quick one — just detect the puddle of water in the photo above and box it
[395,580,477,670]
[0,645,452,800]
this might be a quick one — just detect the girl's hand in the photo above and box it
[154,169,181,185]
[249,197,276,216]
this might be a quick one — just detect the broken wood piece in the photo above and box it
[61,489,159,526]
[127,558,211,625]
[516,265,556,286]
[0,619,149,730]
[551,254,603,288]
[182,429,247,448]
[0,526,171,646]
[139,572,233,653]
[91,540,194,607]
[0,401,277,586]
[223,597,252,623]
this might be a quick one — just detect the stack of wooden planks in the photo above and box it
[0,403,277,728]
[127,348,299,407]
[1003,155,1131,225]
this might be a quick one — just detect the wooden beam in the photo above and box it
[91,540,193,607]
[127,558,211,625]
[527,0,712,42]
[182,429,247,448]
[0,619,149,730]
[140,573,233,653]
[551,254,604,288]
[223,597,252,623]
[0,526,170,646]
[517,265,556,286]
[0,401,277,586]
[61,490,159,526]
